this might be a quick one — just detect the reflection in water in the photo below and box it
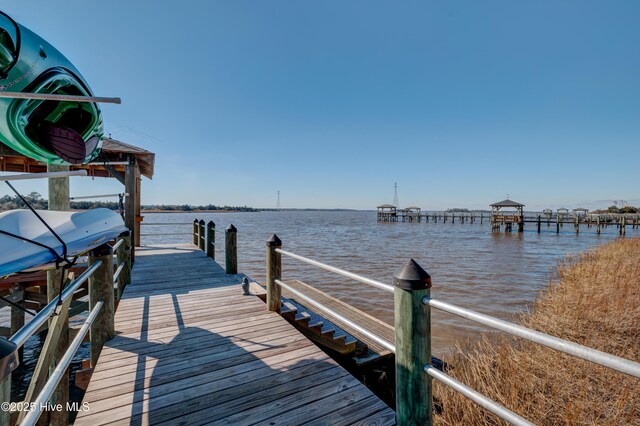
[142,210,636,355]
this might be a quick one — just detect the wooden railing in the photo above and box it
[264,234,640,426]
[192,219,238,274]
[0,235,131,425]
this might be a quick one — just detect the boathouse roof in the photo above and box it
[404,206,420,210]
[573,208,589,212]
[490,199,524,208]
[377,204,396,209]
[0,137,155,180]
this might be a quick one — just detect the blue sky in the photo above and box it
[1,1,639,210]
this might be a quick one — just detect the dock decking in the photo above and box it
[75,244,394,425]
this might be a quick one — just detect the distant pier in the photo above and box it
[377,201,639,235]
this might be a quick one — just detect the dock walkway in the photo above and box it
[75,244,394,425]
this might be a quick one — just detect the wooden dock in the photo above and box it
[75,244,395,425]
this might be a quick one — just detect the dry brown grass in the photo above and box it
[434,237,640,425]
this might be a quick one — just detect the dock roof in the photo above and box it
[0,137,155,180]
[377,204,396,209]
[490,199,525,208]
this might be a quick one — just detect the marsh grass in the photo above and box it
[435,237,640,425]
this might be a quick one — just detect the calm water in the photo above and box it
[142,210,636,355]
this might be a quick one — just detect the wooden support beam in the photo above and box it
[46,163,70,426]
[125,159,139,256]
[88,244,115,367]
[104,164,125,185]
[135,170,142,247]
[17,295,72,424]
[0,375,9,426]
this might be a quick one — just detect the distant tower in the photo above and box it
[277,190,281,210]
[393,182,399,207]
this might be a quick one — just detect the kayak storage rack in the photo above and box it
[0,233,132,425]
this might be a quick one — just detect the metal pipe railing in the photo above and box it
[140,232,192,236]
[423,297,640,379]
[113,262,125,283]
[70,193,128,200]
[9,260,102,349]
[276,249,394,293]
[275,279,395,352]
[0,170,87,182]
[424,366,534,426]
[141,223,191,226]
[0,91,121,104]
[111,239,125,253]
[20,301,104,426]
[270,242,640,425]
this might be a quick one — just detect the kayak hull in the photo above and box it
[0,208,127,277]
[0,12,103,164]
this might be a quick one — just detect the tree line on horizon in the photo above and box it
[0,192,258,212]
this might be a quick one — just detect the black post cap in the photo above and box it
[394,259,432,290]
[199,219,205,225]
[226,224,237,232]
[266,234,282,247]
[208,220,215,226]
[193,219,198,223]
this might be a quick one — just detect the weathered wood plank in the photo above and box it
[75,244,395,425]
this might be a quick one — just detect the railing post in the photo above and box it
[266,234,282,312]
[88,244,115,367]
[207,221,215,259]
[117,231,132,290]
[123,232,132,287]
[198,219,206,251]
[394,259,432,426]
[192,219,198,245]
[225,224,238,274]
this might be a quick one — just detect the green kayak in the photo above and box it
[0,11,103,165]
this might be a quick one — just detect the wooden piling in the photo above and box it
[0,376,8,426]
[192,219,198,245]
[116,232,132,291]
[18,292,73,424]
[225,224,238,274]
[47,163,70,425]
[122,233,132,288]
[206,221,215,259]
[537,215,541,233]
[88,244,116,367]
[198,219,205,251]
[266,235,282,313]
[556,215,560,234]
[394,259,432,426]
[10,284,24,360]
[125,159,139,254]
